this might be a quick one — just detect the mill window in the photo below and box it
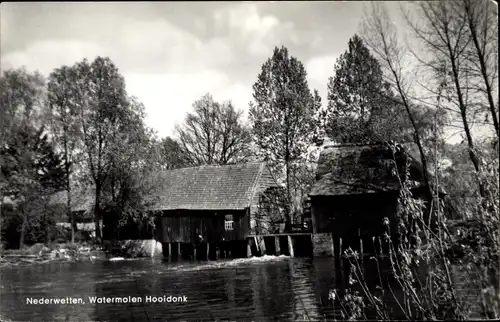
[225,214,234,231]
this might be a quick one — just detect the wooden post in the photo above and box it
[359,228,364,269]
[247,239,252,258]
[259,236,266,256]
[253,236,259,254]
[168,243,172,260]
[339,237,344,285]
[206,242,210,261]
[331,234,335,257]
[334,236,343,287]
[275,236,280,256]
[287,235,294,258]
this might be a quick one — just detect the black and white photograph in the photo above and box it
[0,1,499,321]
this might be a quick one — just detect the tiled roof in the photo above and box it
[50,163,274,212]
[149,162,268,211]
[310,143,426,196]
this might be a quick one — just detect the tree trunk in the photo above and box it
[94,183,102,243]
[66,172,75,244]
[445,34,487,200]
[63,137,75,244]
[19,213,27,249]
[393,78,433,198]
[68,187,75,244]
[285,136,292,227]
[44,210,50,244]
[463,0,499,138]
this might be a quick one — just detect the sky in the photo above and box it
[1,1,412,139]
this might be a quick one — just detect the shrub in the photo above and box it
[331,144,499,320]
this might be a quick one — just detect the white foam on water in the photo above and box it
[162,255,290,273]
[109,257,125,261]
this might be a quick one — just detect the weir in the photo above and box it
[156,231,375,288]
[157,232,375,266]
[245,233,316,258]
[157,233,334,260]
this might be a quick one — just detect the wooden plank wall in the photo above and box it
[311,193,399,236]
[158,209,247,243]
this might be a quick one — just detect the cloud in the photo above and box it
[305,55,339,101]
[1,3,350,139]
[1,17,234,76]
[117,19,233,73]
[306,55,338,82]
[212,3,294,56]
[0,9,249,140]
[125,70,232,138]
[1,39,109,75]
[212,82,254,121]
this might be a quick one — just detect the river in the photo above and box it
[1,256,341,321]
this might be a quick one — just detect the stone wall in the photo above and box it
[312,233,334,257]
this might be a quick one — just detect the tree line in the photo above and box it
[1,0,497,255]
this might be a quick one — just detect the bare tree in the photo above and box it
[361,4,432,192]
[175,93,252,166]
[460,0,499,138]
[402,1,496,199]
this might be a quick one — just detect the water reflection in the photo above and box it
[1,256,340,321]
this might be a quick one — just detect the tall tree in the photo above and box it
[175,93,252,166]
[73,57,130,242]
[102,97,160,237]
[249,46,320,224]
[47,65,82,243]
[0,68,66,247]
[326,34,394,143]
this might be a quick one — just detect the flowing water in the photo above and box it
[0,256,340,321]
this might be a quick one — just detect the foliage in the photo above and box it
[101,96,161,235]
[153,136,187,170]
[249,46,321,222]
[331,142,499,320]
[0,68,46,142]
[0,78,66,248]
[325,34,406,143]
[47,65,84,243]
[175,93,253,166]
[328,2,500,318]
[67,57,135,240]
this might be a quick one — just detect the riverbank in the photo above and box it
[0,242,107,266]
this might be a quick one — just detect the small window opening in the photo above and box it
[225,214,234,231]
